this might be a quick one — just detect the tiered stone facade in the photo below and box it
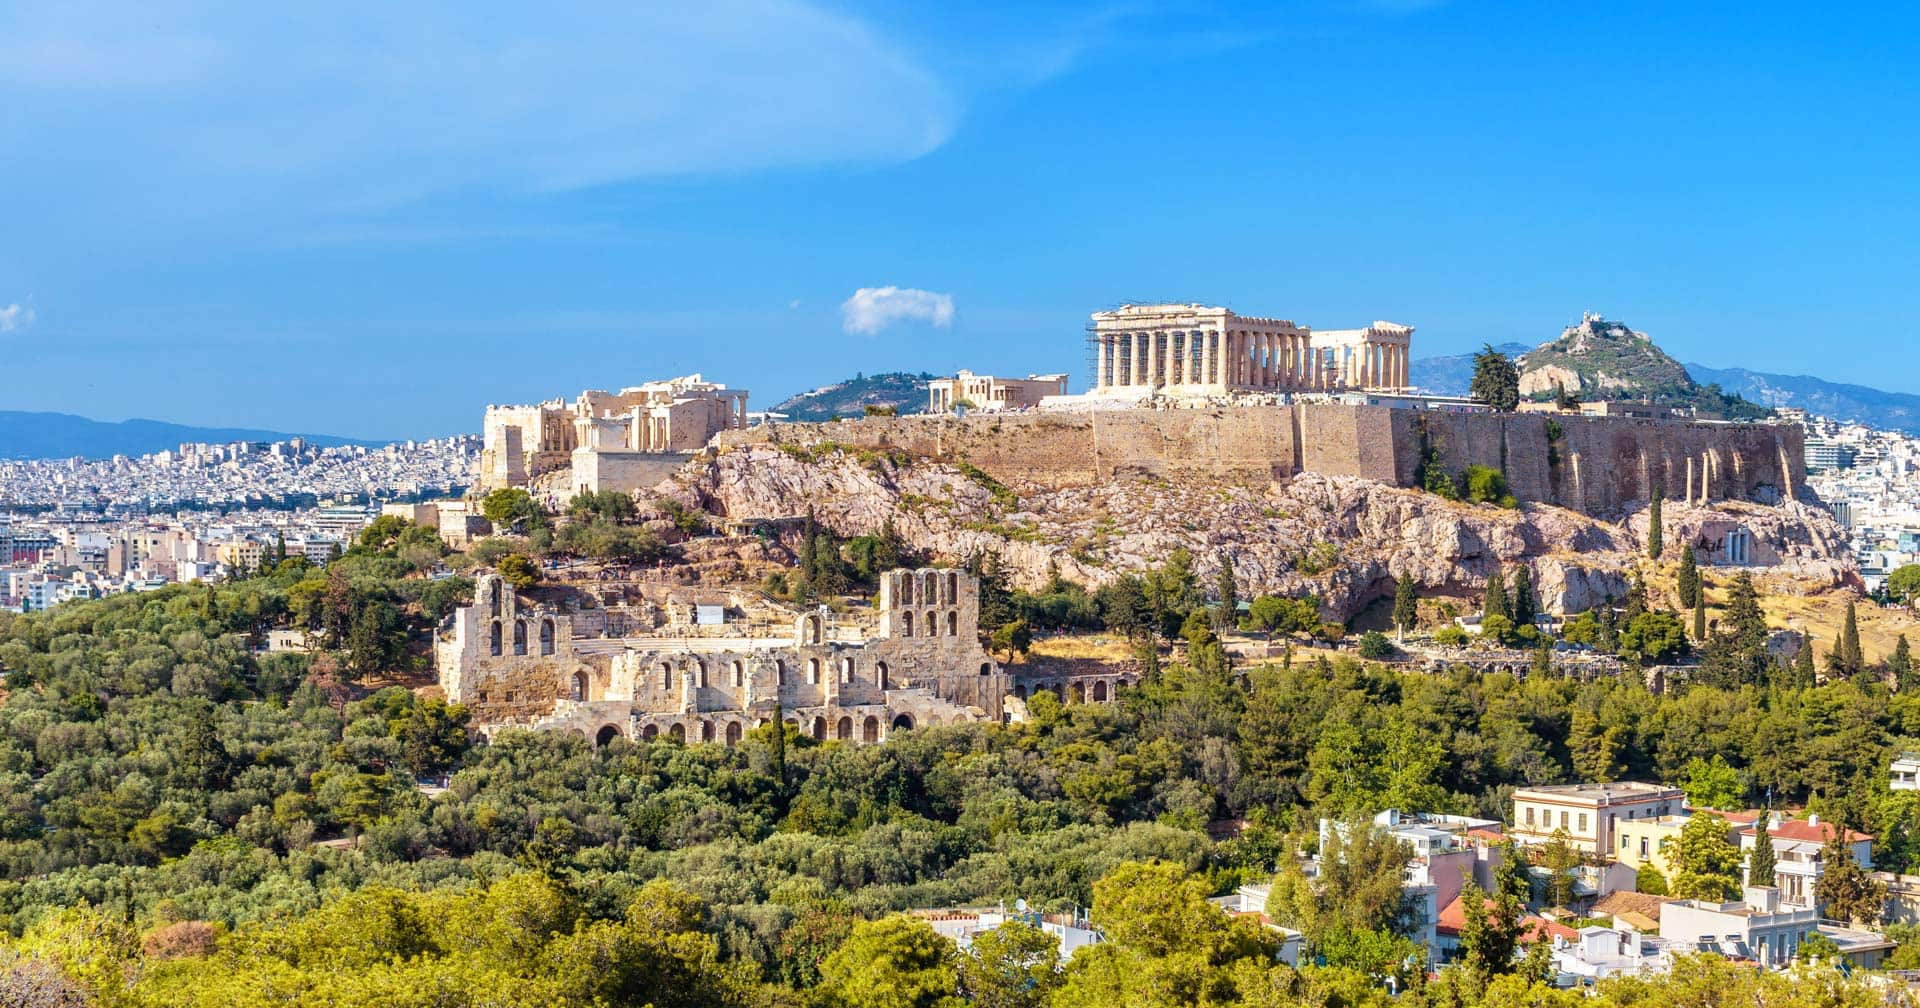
[436,569,1010,746]
[478,375,747,495]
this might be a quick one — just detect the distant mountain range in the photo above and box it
[769,372,934,421]
[0,411,383,461]
[1683,364,1920,436]
[1410,343,1532,397]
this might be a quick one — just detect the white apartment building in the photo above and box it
[1510,782,1686,856]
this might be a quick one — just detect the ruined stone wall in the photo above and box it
[568,448,688,496]
[714,404,1804,516]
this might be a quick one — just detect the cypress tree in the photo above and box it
[1623,574,1649,624]
[1749,817,1777,887]
[1795,632,1817,687]
[1511,565,1537,628]
[1840,599,1864,675]
[769,700,788,799]
[1892,635,1915,692]
[1213,549,1239,633]
[1483,567,1510,622]
[1677,545,1701,609]
[1647,488,1664,560]
[1393,577,1419,642]
[1693,593,1707,641]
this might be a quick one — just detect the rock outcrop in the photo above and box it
[670,444,1854,621]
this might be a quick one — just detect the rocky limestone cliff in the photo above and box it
[666,444,1853,621]
[1518,313,1693,398]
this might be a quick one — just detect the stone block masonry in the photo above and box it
[713,404,1803,516]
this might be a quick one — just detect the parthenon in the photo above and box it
[1087,304,1412,399]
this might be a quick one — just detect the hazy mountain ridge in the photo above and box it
[0,411,383,461]
[1410,342,1532,396]
[769,371,933,421]
[1685,363,1920,435]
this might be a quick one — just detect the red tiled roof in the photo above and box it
[1739,820,1872,844]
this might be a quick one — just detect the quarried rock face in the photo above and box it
[676,445,1854,621]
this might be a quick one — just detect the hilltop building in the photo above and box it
[926,371,1069,413]
[478,375,748,496]
[1083,303,1413,402]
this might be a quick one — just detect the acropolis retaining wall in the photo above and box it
[713,404,1803,515]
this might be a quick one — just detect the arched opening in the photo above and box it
[726,721,742,746]
[540,619,555,656]
[1092,680,1109,702]
[1070,682,1086,703]
[775,659,787,686]
[489,621,502,657]
[836,716,854,740]
[946,572,958,603]
[659,662,673,690]
[925,611,936,638]
[901,611,914,637]
[731,660,745,687]
[1014,684,1028,699]
[901,575,914,605]
[695,662,707,688]
[668,722,686,744]
[876,662,890,690]
[811,717,827,741]
[805,615,823,644]
[840,657,853,684]
[490,580,502,617]
[595,725,620,747]
[861,716,880,743]
[980,662,991,677]
[948,611,958,637]
[891,713,914,733]
[512,621,528,656]
[641,724,659,740]
[570,671,588,702]
[808,658,821,684]
[701,721,715,744]
[922,572,937,603]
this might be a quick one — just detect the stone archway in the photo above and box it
[701,720,716,744]
[1070,682,1086,703]
[642,724,659,740]
[811,717,827,741]
[1092,680,1109,702]
[669,722,686,743]
[570,670,589,702]
[862,716,880,743]
[891,713,914,733]
[876,662,890,690]
[726,721,743,746]
[836,716,854,740]
[595,724,621,747]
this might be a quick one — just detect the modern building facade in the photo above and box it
[1510,782,1687,856]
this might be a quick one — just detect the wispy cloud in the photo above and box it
[841,287,955,335]
[0,304,34,332]
[0,1,957,210]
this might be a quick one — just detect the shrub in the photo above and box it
[1356,631,1394,660]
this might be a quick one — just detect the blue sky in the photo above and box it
[4,1,1917,439]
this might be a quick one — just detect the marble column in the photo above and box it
[1097,335,1110,389]
[1205,331,1218,387]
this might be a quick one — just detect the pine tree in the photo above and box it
[1677,545,1701,608]
[1748,817,1777,888]
[1623,573,1649,623]
[1647,487,1664,560]
[1511,565,1537,628]
[1469,345,1520,412]
[1393,577,1419,642]
[1532,637,1554,679]
[1892,634,1915,692]
[1483,566,1510,622]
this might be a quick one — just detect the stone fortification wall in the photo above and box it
[715,404,1803,515]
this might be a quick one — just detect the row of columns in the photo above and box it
[1093,329,1410,392]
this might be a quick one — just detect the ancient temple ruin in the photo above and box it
[1085,303,1412,400]
[477,375,748,496]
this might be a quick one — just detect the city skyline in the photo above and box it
[6,1,1918,438]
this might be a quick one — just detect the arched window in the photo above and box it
[901,575,914,605]
[876,661,890,690]
[774,659,786,686]
[925,611,936,638]
[490,579,502,617]
[946,572,958,604]
[659,662,673,690]
[489,621,502,657]
[947,611,958,637]
[669,722,686,743]
[840,657,853,684]
[812,717,827,741]
[725,722,742,746]
[808,658,821,684]
[862,716,880,743]
[571,671,588,702]
[512,621,527,656]
[1093,680,1109,702]
[891,713,914,732]
[980,662,991,677]
[836,716,854,740]
[595,725,620,747]
[696,661,707,688]
[540,619,555,656]
[901,611,914,638]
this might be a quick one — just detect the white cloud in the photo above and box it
[841,287,955,335]
[0,1,957,208]
[0,304,33,332]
